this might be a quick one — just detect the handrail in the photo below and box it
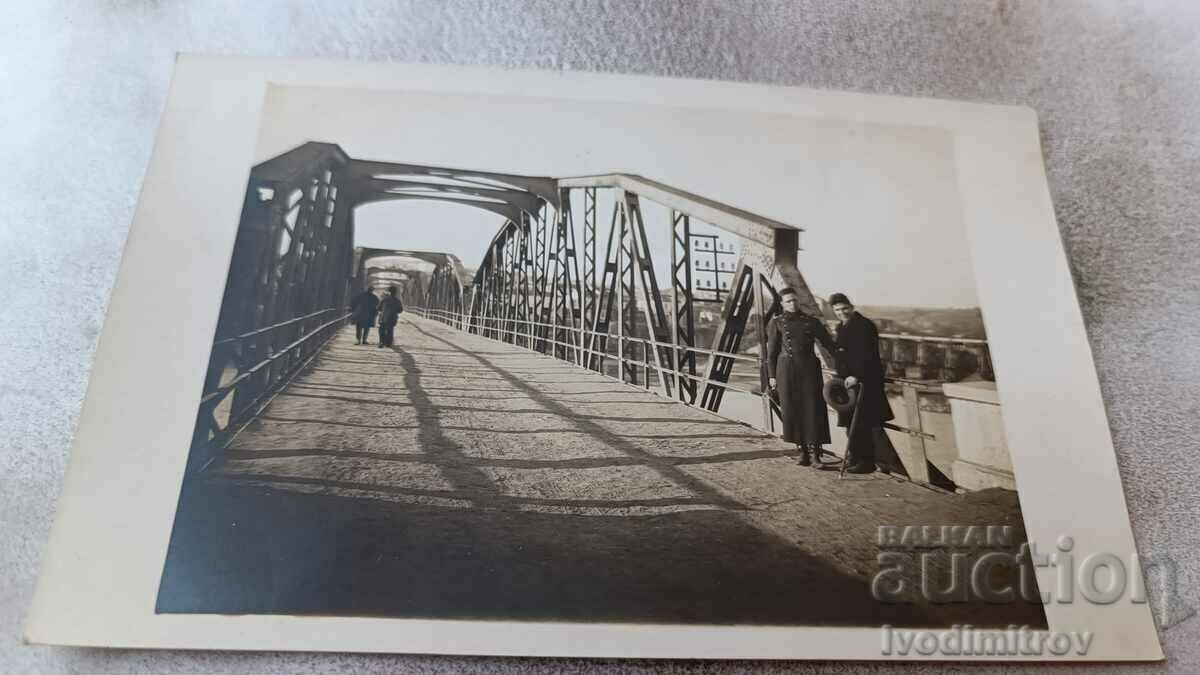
[440,311,760,365]
[417,308,763,398]
[214,307,343,347]
[877,332,988,346]
[414,307,946,442]
[197,310,351,455]
[419,308,964,393]
[201,312,350,408]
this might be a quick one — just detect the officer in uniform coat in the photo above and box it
[767,287,836,466]
[376,285,404,348]
[829,292,894,474]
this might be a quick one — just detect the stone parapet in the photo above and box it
[942,381,1015,492]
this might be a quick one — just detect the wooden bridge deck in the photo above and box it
[157,315,1044,627]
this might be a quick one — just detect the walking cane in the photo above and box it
[822,377,863,479]
[839,383,863,479]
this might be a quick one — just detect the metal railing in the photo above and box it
[416,306,762,396]
[412,307,941,445]
[192,308,351,467]
[412,305,964,487]
[868,330,993,384]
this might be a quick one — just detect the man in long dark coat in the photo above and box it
[829,292,894,474]
[349,286,379,345]
[767,287,836,466]
[376,285,404,348]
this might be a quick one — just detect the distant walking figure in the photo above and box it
[767,287,836,466]
[377,285,404,348]
[349,286,379,345]
[829,292,894,474]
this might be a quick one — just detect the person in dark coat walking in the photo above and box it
[767,287,836,466]
[349,286,379,345]
[829,292,894,474]
[376,285,404,348]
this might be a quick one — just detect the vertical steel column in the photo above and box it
[509,232,520,341]
[481,247,499,339]
[493,240,506,340]
[544,207,561,356]
[496,227,511,342]
[225,181,277,420]
[551,193,583,363]
[582,187,597,364]
[623,191,674,396]
[531,209,550,353]
[514,214,532,347]
[587,200,623,373]
[699,261,757,412]
[564,190,585,365]
[670,210,698,403]
[755,272,779,432]
[467,282,483,334]
[270,174,317,380]
[479,249,493,337]
[568,193,586,366]
[322,169,351,312]
[521,213,539,348]
[618,200,637,385]
[313,167,344,313]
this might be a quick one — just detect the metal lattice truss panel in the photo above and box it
[197,141,830,475]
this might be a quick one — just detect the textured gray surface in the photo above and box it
[2,1,1198,672]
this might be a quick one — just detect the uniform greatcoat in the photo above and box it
[767,311,836,446]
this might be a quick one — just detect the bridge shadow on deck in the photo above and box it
[158,319,1044,628]
[159,478,937,625]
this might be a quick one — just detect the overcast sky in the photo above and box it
[256,85,980,308]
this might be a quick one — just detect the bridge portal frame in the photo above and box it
[189,142,557,473]
[193,141,828,475]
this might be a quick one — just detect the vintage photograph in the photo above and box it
[154,83,1047,629]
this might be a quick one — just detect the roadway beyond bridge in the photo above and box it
[158,315,1045,628]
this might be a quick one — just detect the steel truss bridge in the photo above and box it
[191,141,992,487]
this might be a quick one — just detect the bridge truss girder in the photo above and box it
[426,171,825,433]
[193,141,831,477]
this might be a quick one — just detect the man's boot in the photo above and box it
[845,446,875,473]
[797,445,812,467]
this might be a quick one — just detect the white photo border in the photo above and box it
[24,55,1162,661]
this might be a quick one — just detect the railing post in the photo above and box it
[582,186,597,368]
[900,382,932,484]
[551,277,559,359]
[755,272,776,433]
[615,205,626,383]
[644,338,651,390]
[617,335,624,382]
